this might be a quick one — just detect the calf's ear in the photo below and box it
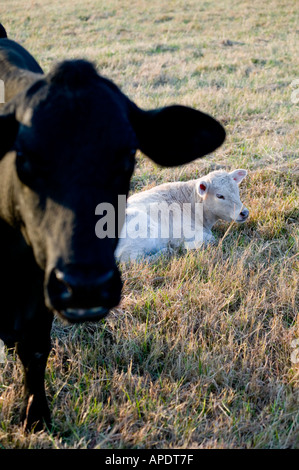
[196,179,209,197]
[229,169,247,184]
[0,113,19,159]
[130,105,225,167]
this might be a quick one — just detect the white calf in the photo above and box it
[115,169,249,262]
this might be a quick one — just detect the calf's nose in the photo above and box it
[240,208,249,219]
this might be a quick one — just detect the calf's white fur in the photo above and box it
[115,169,249,262]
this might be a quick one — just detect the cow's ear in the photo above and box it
[196,179,209,197]
[229,169,247,184]
[0,113,19,159]
[130,104,225,167]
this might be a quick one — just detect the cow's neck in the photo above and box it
[0,151,19,228]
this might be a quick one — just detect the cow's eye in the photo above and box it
[16,150,49,185]
[216,194,225,200]
[16,151,34,183]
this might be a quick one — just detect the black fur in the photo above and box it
[0,23,7,38]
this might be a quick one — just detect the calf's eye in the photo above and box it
[216,194,225,200]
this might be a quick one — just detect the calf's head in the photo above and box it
[0,60,225,323]
[197,169,249,223]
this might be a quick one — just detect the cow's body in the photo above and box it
[116,170,249,262]
[0,26,225,430]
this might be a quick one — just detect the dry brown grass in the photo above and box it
[0,0,298,449]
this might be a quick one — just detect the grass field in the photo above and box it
[0,0,298,449]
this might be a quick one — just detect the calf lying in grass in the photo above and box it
[115,169,249,262]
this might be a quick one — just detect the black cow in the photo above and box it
[0,29,225,430]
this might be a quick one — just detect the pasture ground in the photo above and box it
[0,0,298,449]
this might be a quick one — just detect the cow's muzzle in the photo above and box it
[236,208,249,223]
[46,266,122,323]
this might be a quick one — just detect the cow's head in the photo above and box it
[0,60,225,323]
[196,169,249,223]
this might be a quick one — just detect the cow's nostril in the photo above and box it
[240,209,249,218]
[54,270,72,298]
[48,269,72,301]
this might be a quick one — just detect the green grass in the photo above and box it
[0,0,298,449]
